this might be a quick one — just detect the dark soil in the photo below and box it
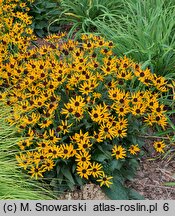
[127,155,175,200]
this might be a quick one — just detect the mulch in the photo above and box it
[59,155,175,200]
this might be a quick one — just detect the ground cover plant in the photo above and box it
[0,0,174,199]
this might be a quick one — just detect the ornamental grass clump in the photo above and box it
[0,0,174,199]
[51,0,122,38]
[98,0,175,76]
[0,104,56,199]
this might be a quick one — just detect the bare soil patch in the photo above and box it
[60,155,175,200]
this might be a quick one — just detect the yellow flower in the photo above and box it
[73,107,84,121]
[117,69,133,80]
[97,174,113,187]
[49,146,63,159]
[82,40,95,49]
[59,120,73,134]
[72,129,91,145]
[77,141,92,152]
[33,96,46,108]
[89,162,104,178]
[108,87,122,101]
[129,144,140,155]
[70,95,86,108]
[42,159,55,171]
[114,126,127,138]
[75,151,91,166]
[28,163,46,180]
[79,80,98,95]
[99,123,116,140]
[38,119,52,128]
[17,138,32,151]
[116,117,128,129]
[152,74,167,92]
[76,163,91,179]
[60,143,76,159]
[61,103,74,118]
[89,108,103,123]
[131,91,143,104]
[131,104,146,116]
[114,104,130,117]
[112,145,126,160]
[16,154,31,170]
[153,141,166,153]
[151,104,166,114]
[37,140,50,152]
[48,129,61,144]
[90,103,110,124]
[93,131,103,143]
[153,114,168,130]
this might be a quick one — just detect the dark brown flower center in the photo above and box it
[93,113,98,118]
[82,157,86,162]
[64,149,68,154]
[82,169,87,173]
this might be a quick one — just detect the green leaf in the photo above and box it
[128,158,139,170]
[57,172,63,185]
[102,180,129,200]
[128,189,145,200]
[92,150,108,162]
[35,29,45,37]
[108,159,124,171]
[56,166,61,176]
[113,171,125,184]
[141,60,151,70]
[67,181,75,190]
[50,179,57,187]
[44,170,55,179]
[74,174,84,186]
[45,3,58,9]
[61,165,75,184]
[72,164,76,173]
[163,182,175,186]
[121,168,136,181]
[49,26,61,32]
[48,10,61,16]
[35,21,48,29]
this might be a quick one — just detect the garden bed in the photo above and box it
[0,0,175,200]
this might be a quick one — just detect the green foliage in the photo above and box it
[102,178,145,200]
[1,30,173,198]
[55,0,122,38]
[163,182,175,186]
[29,0,61,37]
[1,0,174,200]
[98,0,175,76]
[0,105,55,200]
[28,0,175,76]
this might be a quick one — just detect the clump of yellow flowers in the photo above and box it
[0,0,170,189]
